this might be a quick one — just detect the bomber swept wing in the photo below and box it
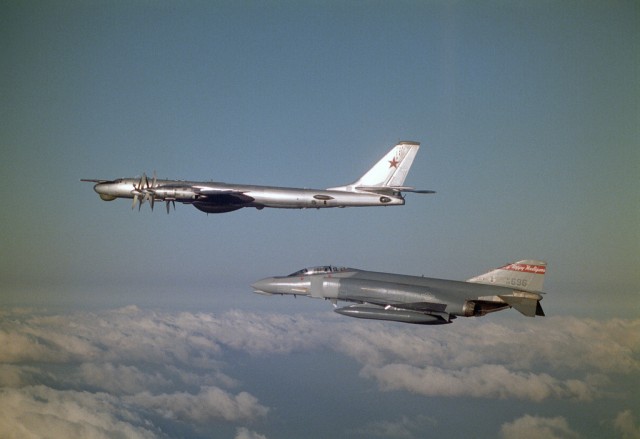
[251,260,547,325]
[82,141,434,215]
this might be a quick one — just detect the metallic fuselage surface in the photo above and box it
[82,141,434,214]
[91,179,404,208]
[252,261,547,325]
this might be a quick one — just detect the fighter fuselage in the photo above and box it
[252,263,546,324]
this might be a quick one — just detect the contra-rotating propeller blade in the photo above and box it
[129,171,169,213]
[146,171,158,210]
[132,172,152,211]
[165,200,176,214]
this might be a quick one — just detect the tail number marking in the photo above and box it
[506,278,528,287]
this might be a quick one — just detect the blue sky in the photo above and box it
[1,1,638,438]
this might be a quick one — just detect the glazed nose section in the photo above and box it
[93,182,105,194]
[94,182,118,201]
[251,278,279,295]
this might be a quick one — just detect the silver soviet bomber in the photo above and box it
[82,141,434,214]
[252,261,547,325]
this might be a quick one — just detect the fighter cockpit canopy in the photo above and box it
[288,266,348,277]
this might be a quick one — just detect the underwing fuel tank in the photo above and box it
[334,305,451,325]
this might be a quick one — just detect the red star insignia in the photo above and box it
[388,157,399,168]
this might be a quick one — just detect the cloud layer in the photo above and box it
[0,306,638,438]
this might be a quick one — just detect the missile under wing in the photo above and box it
[82,141,434,215]
[251,261,547,325]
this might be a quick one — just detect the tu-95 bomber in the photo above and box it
[82,141,433,214]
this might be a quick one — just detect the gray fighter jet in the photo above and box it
[251,260,547,325]
[82,141,433,214]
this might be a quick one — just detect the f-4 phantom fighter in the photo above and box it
[251,260,547,325]
[82,141,433,214]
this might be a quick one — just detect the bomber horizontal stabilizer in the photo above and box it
[355,186,436,195]
[402,189,437,194]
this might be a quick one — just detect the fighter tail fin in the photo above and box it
[467,260,547,317]
[328,141,429,193]
[467,260,547,293]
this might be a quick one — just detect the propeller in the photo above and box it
[131,171,168,212]
[144,171,157,210]
[131,173,148,210]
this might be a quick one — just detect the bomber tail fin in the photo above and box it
[328,141,434,195]
[467,260,547,317]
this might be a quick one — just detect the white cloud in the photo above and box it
[0,307,273,437]
[77,362,172,395]
[0,385,159,439]
[0,307,638,437]
[326,316,639,401]
[203,310,324,354]
[500,414,580,439]
[128,387,268,423]
[360,363,597,401]
[351,414,437,439]
[235,427,268,439]
[330,316,640,375]
[614,410,640,439]
[0,364,35,388]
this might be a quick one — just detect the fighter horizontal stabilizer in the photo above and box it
[498,295,540,317]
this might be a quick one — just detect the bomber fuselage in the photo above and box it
[91,179,405,210]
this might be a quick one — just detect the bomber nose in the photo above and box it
[93,182,118,201]
[93,182,113,195]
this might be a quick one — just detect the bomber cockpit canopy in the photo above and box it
[288,266,348,277]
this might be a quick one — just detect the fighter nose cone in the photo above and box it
[251,278,276,295]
